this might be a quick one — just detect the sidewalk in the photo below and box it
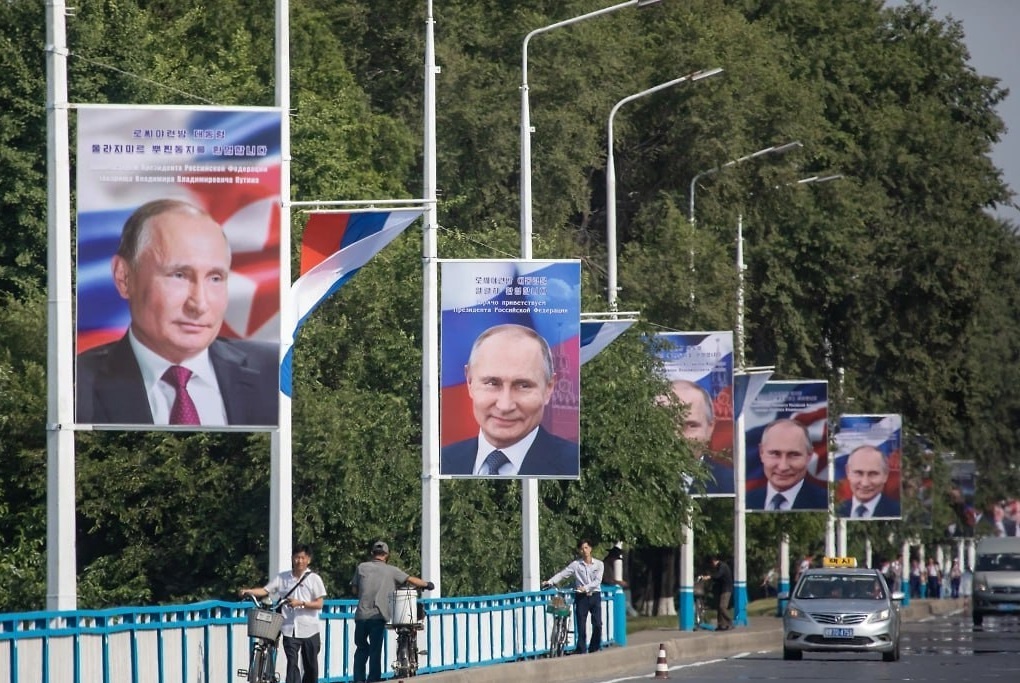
[423,598,965,683]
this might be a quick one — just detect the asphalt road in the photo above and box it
[424,599,972,683]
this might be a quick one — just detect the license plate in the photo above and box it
[996,603,1018,612]
[824,627,854,638]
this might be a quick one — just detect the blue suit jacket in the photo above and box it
[440,426,578,477]
[746,480,829,511]
[837,495,901,519]
[76,334,279,426]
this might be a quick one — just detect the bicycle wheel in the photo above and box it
[393,631,413,678]
[551,617,567,657]
[247,645,265,683]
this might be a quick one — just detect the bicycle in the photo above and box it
[386,584,431,678]
[543,587,574,657]
[693,575,713,630]
[237,594,285,682]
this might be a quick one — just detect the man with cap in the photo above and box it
[350,541,434,682]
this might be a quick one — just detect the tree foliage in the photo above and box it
[0,0,1018,611]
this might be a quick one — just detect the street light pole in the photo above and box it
[605,67,723,311]
[520,0,661,258]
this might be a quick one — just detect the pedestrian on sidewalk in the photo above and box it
[544,539,605,654]
[710,554,733,631]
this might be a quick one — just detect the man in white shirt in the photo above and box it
[543,539,605,653]
[239,544,327,683]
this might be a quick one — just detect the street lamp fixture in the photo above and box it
[520,0,662,258]
[688,141,804,224]
[605,67,724,310]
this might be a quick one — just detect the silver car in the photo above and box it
[781,567,903,661]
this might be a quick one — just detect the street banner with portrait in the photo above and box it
[745,380,829,512]
[440,260,581,478]
[75,105,282,429]
[653,332,734,497]
[833,414,902,520]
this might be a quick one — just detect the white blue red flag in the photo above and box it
[281,209,422,396]
[579,320,634,365]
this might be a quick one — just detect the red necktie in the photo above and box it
[162,365,200,425]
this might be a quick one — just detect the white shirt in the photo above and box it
[548,558,605,593]
[765,481,805,511]
[470,428,540,475]
[129,330,227,425]
[264,570,327,639]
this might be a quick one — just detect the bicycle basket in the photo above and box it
[247,607,284,641]
[545,593,572,617]
[693,578,711,598]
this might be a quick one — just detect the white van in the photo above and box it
[972,537,1020,625]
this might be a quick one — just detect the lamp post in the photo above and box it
[517,0,661,595]
[733,172,843,625]
[605,67,723,311]
[520,0,661,259]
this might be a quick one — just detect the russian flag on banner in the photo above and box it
[744,380,829,492]
[280,209,422,396]
[579,320,634,365]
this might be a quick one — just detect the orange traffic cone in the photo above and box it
[654,643,669,679]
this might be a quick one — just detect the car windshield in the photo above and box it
[976,553,1020,571]
[795,575,886,600]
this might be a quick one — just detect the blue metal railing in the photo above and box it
[0,587,626,682]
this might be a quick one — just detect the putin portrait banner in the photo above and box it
[440,260,581,479]
[745,380,829,512]
[834,414,902,520]
[75,106,282,430]
[653,332,735,497]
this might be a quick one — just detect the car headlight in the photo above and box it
[868,608,891,623]
[974,580,988,591]
[786,605,805,619]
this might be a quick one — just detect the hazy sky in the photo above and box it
[887,1,1020,224]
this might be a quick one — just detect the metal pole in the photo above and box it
[518,0,661,593]
[46,0,77,610]
[733,213,748,625]
[520,0,660,254]
[269,0,294,578]
[422,0,442,595]
[606,68,722,311]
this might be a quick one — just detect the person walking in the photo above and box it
[543,539,605,654]
[238,544,327,683]
[350,541,433,682]
[710,554,734,631]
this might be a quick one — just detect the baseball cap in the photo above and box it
[372,541,389,554]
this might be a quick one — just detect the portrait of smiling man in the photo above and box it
[76,198,279,427]
[837,445,900,519]
[747,418,828,511]
[440,323,578,477]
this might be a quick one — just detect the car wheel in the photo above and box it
[782,646,802,661]
[973,612,983,626]
[882,639,900,662]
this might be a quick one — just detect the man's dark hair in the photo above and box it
[292,543,313,556]
[577,538,594,551]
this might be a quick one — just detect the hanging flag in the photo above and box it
[579,320,635,365]
[281,209,422,396]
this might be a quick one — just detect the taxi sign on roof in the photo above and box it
[822,556,857,567]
